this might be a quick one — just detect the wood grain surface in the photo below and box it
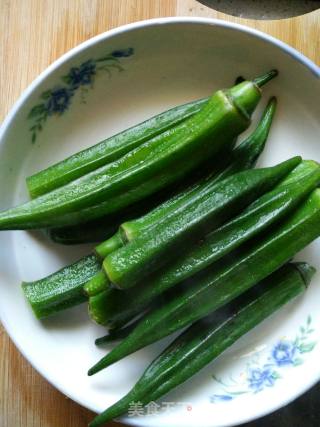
[0,1,319,426]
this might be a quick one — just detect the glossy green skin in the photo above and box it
[22,254,100,318]
[89,262,312,426]
[94,96,274,257]
[47,187,169,244]
[21,108,263,320]
[93,96,275,258]
[0,83,256,230]
[84,270,109,297]
[27,97,209,198]
[90,99,278,322]
[95,317,142,345]
[49,140,237,245]
[22,95,273,319]
[103,158,301,289]
[88,287,115,325]
[88,189,320,375]
[121,97,276,243]
[95,231,125,259]
[95,128,253,255]
[101,161,320,328]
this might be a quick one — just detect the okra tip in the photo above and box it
[88,366,98,376]
[294,262,316,288]
[261,96,277,121]
[88,352,114,375]
[95,335,111,346]
[267,96,277,108]
[254,69,278,88]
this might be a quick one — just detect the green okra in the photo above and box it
[0,72,276,230]
[46,144,236,245]
[22,88,277,320]
[103,157,301,289]
[98,160,320,328]
[88,188,320,375]
[22,254,100,319]
[89,262,314,426]
[27,98,209,198]
[95,96,277,258]
[95,318,143,345]
[22,159,315,321]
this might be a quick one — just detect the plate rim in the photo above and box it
[0,16,319,427]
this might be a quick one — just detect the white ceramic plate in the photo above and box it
[0,18,319,427]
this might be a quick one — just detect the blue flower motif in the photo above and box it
[111,47,134,58]
[67,60,96,88]
[210,317,316,404]
[45,87,73,115]
[28,47,133,141]
[272,341,297,366]
[210,394,234,403]
[247,368,275,392]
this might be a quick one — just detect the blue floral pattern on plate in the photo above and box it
[28,48,134,143]
[210,316,316,403]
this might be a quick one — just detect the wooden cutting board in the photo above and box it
[0,1,319,426]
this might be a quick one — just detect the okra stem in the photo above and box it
[95,231,124,259]
[88,288,115,325]
[84,271,110,297]
[22,254,101,319]
[254,69,278,87]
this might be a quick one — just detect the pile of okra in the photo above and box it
[2,70,319,426]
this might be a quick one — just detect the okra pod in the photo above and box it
[89,188,320,374]
[47,140,236,245]
[98,160,320,328]
[95,97,277,257]
[0,72,275,230]
[95,318,142,345]
[27,97,209,198]
[22,254,100,319]
[89,262,314,426]
[22,159,315,321]
[103,157,301,289]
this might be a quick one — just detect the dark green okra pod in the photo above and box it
[103,157,300,289]
[47,139,237,245]
[89,188,320,375]
[27,97,209,198]
[95,96,277,258]
[22,92,278,319]
[22,254,101,319]
[89,262,314,426]
[96,160,320,328]
[22,159,316,321]
[0,72,276,229]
